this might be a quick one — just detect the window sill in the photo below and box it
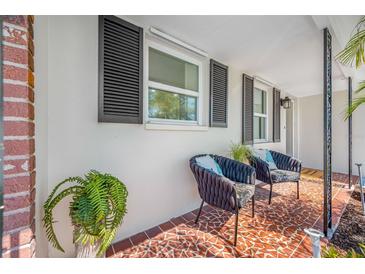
[145,123,209,132]
[254,140,270,144]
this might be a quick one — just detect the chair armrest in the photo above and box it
[249,155,271,183]
[215,156,256,185]
[190,162,238,212]
[270,150,302,173]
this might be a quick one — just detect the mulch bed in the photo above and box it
[330,187,365,253]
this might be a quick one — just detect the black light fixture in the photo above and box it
[280,96,291,109]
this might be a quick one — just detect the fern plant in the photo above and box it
[229,142,252,163]
[43,170,128,256]
[336,16,365,118]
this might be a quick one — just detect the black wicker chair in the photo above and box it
[249,150,302,205]
[189,154,256,246]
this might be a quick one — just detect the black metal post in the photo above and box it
[348,77,353,189]
[0,16,4,258]
[323,28,333,238]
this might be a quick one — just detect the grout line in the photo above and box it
[3,78,28,86]
[145,231,151,239]
[3,21,28,32]
[3,60,28,69]
[4,191,29,198]
[3,206,31,216]
[2,241,33,255]
[4,136,34,141]
[110,245,115,256]
[2,225,32,235]
[4,171,31,179]
[3,96,33,104]
[4,154,33,161]
[4,116,33,122]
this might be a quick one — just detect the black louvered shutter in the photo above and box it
[273,88,281,142]
[210,59,228,127]
[98,16,143,123]
[242,74,254,145]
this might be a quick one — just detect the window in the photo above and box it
[254,88,268,141]
[147,44,201,124]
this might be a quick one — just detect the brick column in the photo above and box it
[2,16,35,258]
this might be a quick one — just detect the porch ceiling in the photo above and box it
[126,15,361,97]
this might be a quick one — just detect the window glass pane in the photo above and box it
[254,88,267,114]
[254,116,266,140]
[149,48,199,92]
[148,88,197,121]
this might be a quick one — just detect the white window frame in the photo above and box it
[254,88,269,143]
[144,40,203,126]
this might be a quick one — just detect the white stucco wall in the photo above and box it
[34,15,289,257]
[298,90,364,174]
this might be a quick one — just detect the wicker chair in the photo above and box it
[189,154,256,246]
[249,150,302,204]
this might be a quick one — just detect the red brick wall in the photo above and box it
[2,16,36,258]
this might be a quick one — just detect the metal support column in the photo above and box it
[0,16,4,257]
[348,77,353,189]
[323,28,333,238]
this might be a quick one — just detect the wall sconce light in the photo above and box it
[280,97,291,109]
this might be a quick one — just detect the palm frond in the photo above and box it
[336,29,365,68]
[354,16,365,32]
[345,95,365,119]
[355,80,365,93]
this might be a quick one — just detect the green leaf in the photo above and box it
[336,16,365,68]
[345,95,365,119]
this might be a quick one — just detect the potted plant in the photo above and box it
[43,170,128,257]
[229,142,252,165]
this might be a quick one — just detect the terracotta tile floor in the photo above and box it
[107,168,356,258]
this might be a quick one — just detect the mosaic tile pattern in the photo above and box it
[107,168,355,258]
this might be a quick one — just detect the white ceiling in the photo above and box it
[127,15,361,97]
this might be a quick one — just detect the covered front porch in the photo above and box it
[1,15,365,259]
[107,169,355,258]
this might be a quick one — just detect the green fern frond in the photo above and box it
[43,170,128,256]
[44,176,84,208]
[43,185,83,252]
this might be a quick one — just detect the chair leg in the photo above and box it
[251,195,255,218]
[195,200,204,224]
[234,209,239,246]
[297,181,300,199]
[269,184,273,204]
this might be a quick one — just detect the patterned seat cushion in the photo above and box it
[234,183,255,208]
[270,169,300,183]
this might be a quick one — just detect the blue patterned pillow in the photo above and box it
[253,149,277,170]
[195,155,223,176]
